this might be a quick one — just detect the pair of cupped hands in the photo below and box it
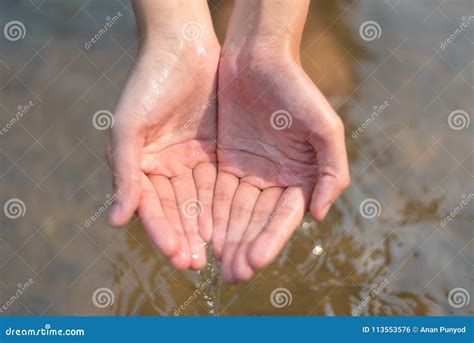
[107,1,349,283]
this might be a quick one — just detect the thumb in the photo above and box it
[308,117,350,221]
[108,124,143,227]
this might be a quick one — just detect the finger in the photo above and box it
[171,174,206,270]
[308,118,350,221]
[137,173,179,259]
[108,125,143,227]
[193,162,217,243]
[150,175,191,271]
[232,187,283,282]
[212,172,239,259]
[221,182,260,283]
[248,187,308,270]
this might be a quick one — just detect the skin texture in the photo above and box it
[109,0,350,282]
[108,0,221,270]
[213,0,350,282]
[214,53,350,283]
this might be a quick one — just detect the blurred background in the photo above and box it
[0,0,472,316]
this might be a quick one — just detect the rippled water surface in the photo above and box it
[0,0,472,316]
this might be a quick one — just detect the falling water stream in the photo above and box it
[198,245,222,316]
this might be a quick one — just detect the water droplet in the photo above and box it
[312,245,323,256]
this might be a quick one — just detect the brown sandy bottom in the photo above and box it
[0,0,472,316]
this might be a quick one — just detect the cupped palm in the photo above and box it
[109,45,220,270]
[214,54,350,282]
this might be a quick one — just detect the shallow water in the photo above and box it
[0,0,472,316]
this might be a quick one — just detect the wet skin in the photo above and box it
[109,0,349,282]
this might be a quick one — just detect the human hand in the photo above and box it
[213,0,350,282]
[108,0,220,270]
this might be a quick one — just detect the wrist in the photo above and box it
[221,0,308,60]
[133,0,218,49]
[221,36,299,62]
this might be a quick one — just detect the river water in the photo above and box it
[0,0,472,316]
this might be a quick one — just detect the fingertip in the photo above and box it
[186,234,207,270]
[221,267,234,283]
[156,232,180,259]
[108,183,141,227]
[189,253,207,270]
[108,203,129,227]
[310,172,349,222]
[232,250,254,282]
[248,242,273,270]
[212,243,223,261]
[170,251,191,271]
[221,262,237,284]
[310,201,331,222]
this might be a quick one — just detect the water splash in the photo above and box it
[198,244,222,316]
